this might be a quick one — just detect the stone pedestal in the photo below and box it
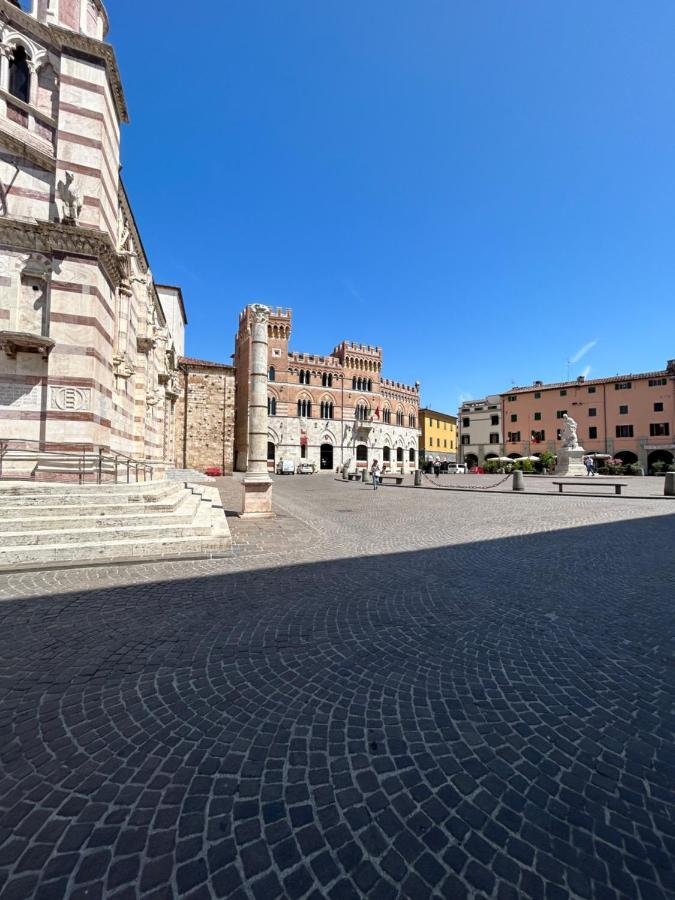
[555,447,587,477]
[241,304,274,518]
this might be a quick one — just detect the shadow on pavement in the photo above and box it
[0,514,674,899]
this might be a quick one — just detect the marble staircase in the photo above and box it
[0,480,232,570]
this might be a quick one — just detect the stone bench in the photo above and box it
[347,471,362,481]
[553,480,627,496]
[380,473,404,486]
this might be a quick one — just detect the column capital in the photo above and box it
[249,303,271,326]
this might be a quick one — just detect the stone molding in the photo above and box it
[0,217,123,286]
[0,119,56,171]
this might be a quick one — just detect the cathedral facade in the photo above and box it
[235,307,420,474]
[0,0,184,475]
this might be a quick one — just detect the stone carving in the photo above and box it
[57,171,83,225]
[112,353,134,379]
[250,303,271,325]
[51,386,90,412]
[560,414,579,449]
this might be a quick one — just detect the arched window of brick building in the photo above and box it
[367,379,373,392]
[268,366,275,381]
[322,373,332,388]
[268,397,277,416]
[320,401,334,419]
[9,45,31,103]
[297,399,312,417]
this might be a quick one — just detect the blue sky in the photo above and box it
[112,1,675,412]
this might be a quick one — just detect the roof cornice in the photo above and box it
[0,0,129,124]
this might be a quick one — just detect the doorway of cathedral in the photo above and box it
[320,443,333,470]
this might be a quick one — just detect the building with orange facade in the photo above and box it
[499,360,675,472]
[234,308,420,473]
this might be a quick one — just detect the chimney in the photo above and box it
[534,380,543,387]
[577,375,585,383]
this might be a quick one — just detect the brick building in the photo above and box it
[176,357,235,474]
[0,0,184,477]
[234,308,420,473]
[501,360,675,471]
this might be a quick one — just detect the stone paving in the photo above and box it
[0,474,674,900]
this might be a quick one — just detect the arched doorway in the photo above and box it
[320,443,333,470]
[485,453,498,461]
[465,453,478,469]
[383,445,391,464]
[614,450,638,465]
[648,449,674,472]
[356,444,368,463]
[267,442,275,468]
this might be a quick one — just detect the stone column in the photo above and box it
[242,304,274,517]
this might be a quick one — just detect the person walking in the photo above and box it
[584,456,596,476]
[434,458,441,478]
[371,459,380,490]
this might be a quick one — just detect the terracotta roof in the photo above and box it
[503,370,669,395]
[179,356,233,370]
[419,407,458,422]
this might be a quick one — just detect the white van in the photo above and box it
[447,463,467,475]
[276,458,295,475]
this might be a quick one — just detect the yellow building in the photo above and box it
[419,408,458,463]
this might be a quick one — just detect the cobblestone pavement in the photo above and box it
[0,475,674,900]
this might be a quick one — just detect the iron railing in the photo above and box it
[0,439,154,485]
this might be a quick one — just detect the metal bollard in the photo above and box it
[414,469,422,486]
[361,469,367,483]
[665,472,675,497]
[513,470,525,491]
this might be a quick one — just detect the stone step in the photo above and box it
[0,481,182,506]
[0,481,230,570]
[0,516,219,546]
[0,531,232,567]
[0,493,201,533]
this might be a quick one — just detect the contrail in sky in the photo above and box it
[570,340,598,364]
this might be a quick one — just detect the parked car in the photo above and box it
[276,458,295,475]
[447,464,467,474]
[297,463,313,475]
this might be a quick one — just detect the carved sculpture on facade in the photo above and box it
[57,171,83,225]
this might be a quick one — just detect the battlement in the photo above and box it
[381,378,421,395]
[333,340,382,356]
[269,308,292,320]
[289,352,341,368]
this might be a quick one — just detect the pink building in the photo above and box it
[500,360,675,472]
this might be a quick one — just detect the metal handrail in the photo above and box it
[0,439,154,484]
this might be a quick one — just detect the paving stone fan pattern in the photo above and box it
[0,478,674,900]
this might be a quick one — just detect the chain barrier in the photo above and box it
[421,471,514,491]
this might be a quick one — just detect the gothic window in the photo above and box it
[297,399,312,417]
[367,379,373,392]
[382,408,391,425]
[322,373,332,388]
[355,403,369,421]
[409,414,416,428]
[409,448,415,462]
[356,444,368,461]
[396,447,404,462]
[268,366,275,382]
[383,446,391,462]
[268,396,277,416]
[9,45,31,104]
[320,401,334,419]
[352,377,357,390]
[396,410,404,426]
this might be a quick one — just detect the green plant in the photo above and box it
[537,450,555,473]
[652,461,666,474]
[483,459,499,474]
